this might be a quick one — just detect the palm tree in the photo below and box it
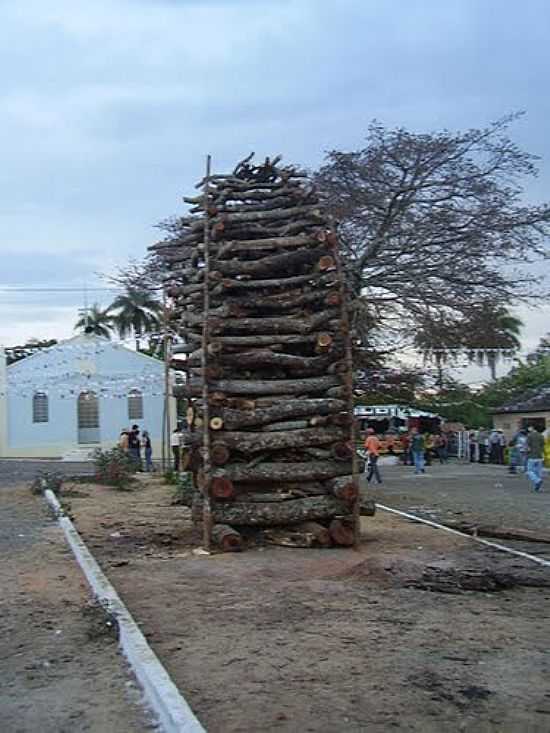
[109,288,162,350]
[463,303,522,380]
[74,304,113,338]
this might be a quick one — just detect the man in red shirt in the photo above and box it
[364,427,382,484]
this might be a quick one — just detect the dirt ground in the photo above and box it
[0,484,153,733]
[57,474,550,733]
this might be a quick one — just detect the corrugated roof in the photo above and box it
[492,384,550,414]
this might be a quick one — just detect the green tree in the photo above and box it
[110,288,162,351]
[74,304,113,338]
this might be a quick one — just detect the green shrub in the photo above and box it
[172,472,195,506]
[92,447,137,490]
[163,470,177,485]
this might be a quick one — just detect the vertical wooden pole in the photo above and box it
[201,155,213,551]
[161,289,171,474]
[330,221,360,546]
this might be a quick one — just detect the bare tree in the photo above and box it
[314,114,550,352]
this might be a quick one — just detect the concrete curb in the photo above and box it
[44,489,205,733]
[377,503,550,568]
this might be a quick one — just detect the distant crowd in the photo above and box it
[364,427,449,483]
[118,425,153,471]
[363,424,548,493]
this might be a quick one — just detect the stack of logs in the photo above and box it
[152,154,361,551]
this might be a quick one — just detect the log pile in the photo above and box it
[152,154,360,550]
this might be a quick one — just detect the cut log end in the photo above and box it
[211,476,236,500]
[211,524,242,552]
[329,518,355,546]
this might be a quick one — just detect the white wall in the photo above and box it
[2,336,175,458]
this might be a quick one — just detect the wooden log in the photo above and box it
[212,461,351,484]
[211,204,322,226]
[209,427,345,454]
[217,271,335,292]
[211,442,231,466]
[329,518,355,546]
[295,521,332,547]
[215,350,335,373]
[260,420,309,432]
[192,495,352,527]
[360,498,376,516]
[331,442,353,462]
[187,309,337,337]
[210,246,327,278]
[180,375,341,397]
[215,234,313,254]
[329,479,359,504]
[210,476,236,500]
[210,398,346,430]
[204,332,339,349]
[211,524,242,552]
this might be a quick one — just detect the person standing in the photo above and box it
[435,432,448,464]
[142,430,153,472]
[497,430,506,465]
[118,428,129,453]
[424,433,433,466]
[171,426,182,473]
[516,428,529,472]
[128,424,142,469]
[469,430,477,463]
[526,426,544,492]
[411,429,425,474]
[489,430,500,463]
[364,428,382,484]
[400,432,411,465]
[478,429,488,464]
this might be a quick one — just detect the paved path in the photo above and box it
[367,461,550,535]
[0,483,152,732]
[0,459,93,488]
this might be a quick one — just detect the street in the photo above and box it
[367,460,550,537]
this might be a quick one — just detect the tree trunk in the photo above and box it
[180,375,341,397]
[192,495,352,527]
[212,460,352,484]
[211,524,243,552]
[206,398,347,430]
[207,426,345,454]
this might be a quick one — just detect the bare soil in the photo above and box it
[0,484,153,733]
[60,474,550,732]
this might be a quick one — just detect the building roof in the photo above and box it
[6,333,164,372]
[492,384,550,414]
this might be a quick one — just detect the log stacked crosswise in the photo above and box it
[152,154,358,549]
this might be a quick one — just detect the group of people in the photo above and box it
[364,427,447,483]
[468,426,546,491]
[468,429,507,464]
[400,430,449,470]
[118,425,154,471]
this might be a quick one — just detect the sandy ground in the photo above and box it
[0,484,153,733]
[57,473,550,733]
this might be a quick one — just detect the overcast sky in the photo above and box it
[1,0,549,382]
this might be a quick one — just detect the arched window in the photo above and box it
[128,389,143,420]
[32,392,49,423]
[77,391,100,444]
